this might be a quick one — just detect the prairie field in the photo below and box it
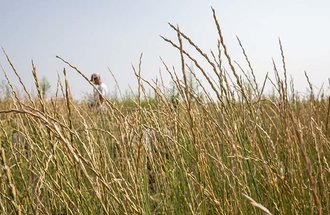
[0,10,329,215]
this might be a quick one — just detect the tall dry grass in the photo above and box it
[0,8,329,215]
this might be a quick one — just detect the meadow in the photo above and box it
[0,9,329,215]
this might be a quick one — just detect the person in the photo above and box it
[90,73,108,111]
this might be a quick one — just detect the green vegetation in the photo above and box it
[0,9,329,215]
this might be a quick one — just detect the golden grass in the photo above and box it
[0,8,329,215]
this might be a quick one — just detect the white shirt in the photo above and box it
[93,82,108,105]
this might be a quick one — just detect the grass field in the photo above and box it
[0,9,329,215]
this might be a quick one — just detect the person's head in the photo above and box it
[90,73,101,85]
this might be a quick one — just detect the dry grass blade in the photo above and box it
[2,48,34,104]
[326,96,330,132]
[212,7,249,102]
[31,61,45,112]
[242,193,272,215]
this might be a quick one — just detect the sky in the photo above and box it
[0,0,329,99]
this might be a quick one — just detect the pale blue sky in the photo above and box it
[1,0,329,99]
